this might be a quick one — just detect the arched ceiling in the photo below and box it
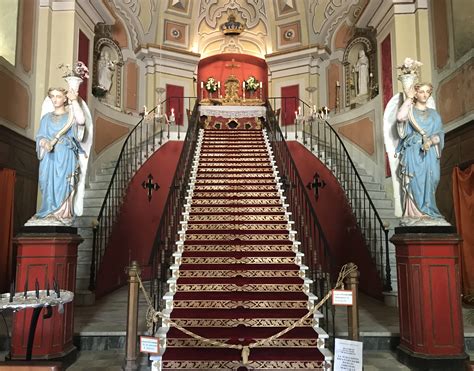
[102,0,370,59]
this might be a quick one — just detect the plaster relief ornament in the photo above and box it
[383,58,449,226]
[26,61,93,227]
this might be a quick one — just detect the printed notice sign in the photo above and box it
[334,338,363,371]
[140,336,160,354]
[332,290,353,306]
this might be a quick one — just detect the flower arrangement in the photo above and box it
[58,61,90,80]
[397,57,422,76]
[245,75,259,91]
[205,77,218,93]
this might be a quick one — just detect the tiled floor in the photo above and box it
[2,286,474,369]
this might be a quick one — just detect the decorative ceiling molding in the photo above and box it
[109,0,159,51]
[309,0,360,49]
[199,0,267,31]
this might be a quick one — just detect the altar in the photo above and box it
[198,105,267,119]
[198,105,266,130]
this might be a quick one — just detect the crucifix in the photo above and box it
[225,58,240,77]
[142,173,160,202]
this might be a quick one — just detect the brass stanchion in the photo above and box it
[344,262,360,341]
[123,261,141,371]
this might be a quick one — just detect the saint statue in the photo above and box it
[384,73,449,226]
[97,49,116,93]
[355,49,369,96]
[27,73,93,226]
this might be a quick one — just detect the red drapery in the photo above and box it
[0,168,15,293]
[452,164,474,301]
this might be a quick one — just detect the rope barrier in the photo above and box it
[137,263,358,364]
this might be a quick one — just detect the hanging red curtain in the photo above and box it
[452,164,474,302]
[0,168,16,293]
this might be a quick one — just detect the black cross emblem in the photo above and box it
[142,174,160,202]
[307,172,326,201]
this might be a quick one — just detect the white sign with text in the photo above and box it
[332,289,353,306]
[334,338,363,371]
[140,336,160,354]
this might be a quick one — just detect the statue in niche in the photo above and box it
[355,49,369,96]
[97,49,116,93]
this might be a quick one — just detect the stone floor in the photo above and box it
[1,285,474,369]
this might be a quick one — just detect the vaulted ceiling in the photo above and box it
[103,0,370,59]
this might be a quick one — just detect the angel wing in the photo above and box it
[74,99,93,217]
[383,93,436,218]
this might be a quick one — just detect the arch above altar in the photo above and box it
[197,53,268,103]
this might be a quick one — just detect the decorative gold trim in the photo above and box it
[189,194,281,201]
[184,234,289,241]
[161,360,327,369]
[180,257,294,264]
[190,206,283,212]
[183,244,292,251]
[186,223,286,230]
[166,338,320,347]
[172,300,306,309]
[168,317,312,328]
[176,283,302,292]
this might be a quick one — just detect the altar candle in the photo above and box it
[171,108,175,117]
[298,106,302,115]
[217,81,220,89]
[243,81,245,88]
[157,104,161,116]
[259,82,262,89]
[295,111,298,117]
[336,80,340,87]
[313,105,317,112]
[200,81,203,89]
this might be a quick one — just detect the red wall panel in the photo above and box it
[197,53,268,101]
[78,30,89,102]
[281,85,299,126]
[287,141,384,298]
[166,84,184,126]
[96,141,184,297]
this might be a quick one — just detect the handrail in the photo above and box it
[264,102,336,346]
[148,101,201,315]
[89,97,198,291]
[268,97,391,292]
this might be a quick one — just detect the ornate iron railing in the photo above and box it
[89,97,198,291]
[267,98,391,292]
[148,102,201,315]
[264,104,336,346]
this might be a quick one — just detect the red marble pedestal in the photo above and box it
[391,226,468,370]
[10,227,82,362]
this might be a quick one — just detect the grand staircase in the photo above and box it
[157,128,332,370]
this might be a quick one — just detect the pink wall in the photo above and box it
[287,141,384,299]
[96,141,184,297]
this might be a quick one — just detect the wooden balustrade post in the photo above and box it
[123,261,141,371]
[344,262,360,341]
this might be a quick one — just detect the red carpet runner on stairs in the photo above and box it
[158,128,332,370]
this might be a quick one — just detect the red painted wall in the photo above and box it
[166,84,184,126]
[78,30,89,102]
[96,141,184,297]
[197,53,268,100]
[381,34,393,109]
[287,141,384,299]
[281,85,299,126]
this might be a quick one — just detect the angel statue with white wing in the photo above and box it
[383,58,449,226]
[26,61,93,226]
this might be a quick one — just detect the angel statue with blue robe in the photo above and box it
[383,74,449,226]
[27,81,93,226]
